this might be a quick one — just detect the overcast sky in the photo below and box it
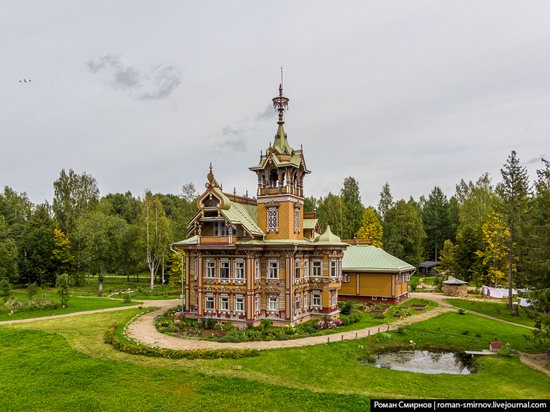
[1,1,549,207]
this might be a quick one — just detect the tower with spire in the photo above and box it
[249,78,309,240]
[173,77,347,327]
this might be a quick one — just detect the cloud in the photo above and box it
[256,103,275,120]
[220,126,246,151]
[86,54,181,100]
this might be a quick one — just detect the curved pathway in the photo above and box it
[0,299,179,326]
[126,299,451,350]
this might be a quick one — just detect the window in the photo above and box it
[312,261,322,277]
[268,296,278,311]
[220,260,230,279]
[295,259,300,280]
[267,208,278,231]
[235,295,245,312]
[330,260,338,277]
[206,261,215,278]
[235,260,245,280]
[294,208,300,233]
[404,274,410,282]
[342,274,350,283]
[255,259,260,279]
[220,296,229,311]
[304,260,309,278]
[214,221,228,236]
[255,295,260,312]
[295,295,300,310]
[304,293,309,310]
[312,292,321,307]
[331,290,337,306]
[205,295,214,310]
[268,261,279,279]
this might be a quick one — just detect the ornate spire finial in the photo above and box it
[272,67,289,125]
[233,187,236,195]
[206,163,219,188]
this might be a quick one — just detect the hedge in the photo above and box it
[104,312,259,360]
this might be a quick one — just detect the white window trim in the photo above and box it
[268,296,278,311]
[330,260,338,277]
[312,291,321,307]
[220,295,229,311]
[312,260,322,277]
[255,294,260,313]
[294,207,300,233]
[343,273,350,283]
[205,294,215,310]
[206,260,216,279]
[235,295,245,313]
[304,260,309,278]
[295,258,301,280]
[268,260,279,280]
[235,259,245,280]
[220,259,230,279]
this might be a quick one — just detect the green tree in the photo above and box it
[438,239,458,275]
[523,159,550,347]
[139,191,172,289]
[0,276,11,298]
[496,150,530,309]
[356,207,383,247]
[167,250,184,287]
[19,204,56,285]
[378,182,394,220]
[0,216,19,283]
[303,196,318,213]
[56,273,70,307]
[455,173,498,232]
[422,186,455,261]
[316,193,345,236]
[475,212,511,287]
[340,177,364,239]
[454,226,482,282]
[383,200,426,265]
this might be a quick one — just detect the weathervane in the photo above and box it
[272,67,289,125]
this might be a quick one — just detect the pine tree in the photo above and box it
[439,239,458,275]
[422,186,455,261]
[496,150,529,309]
[384,200,426,265]
[378,183,394,220]
[356,207,383,247]
[317,193,345,236]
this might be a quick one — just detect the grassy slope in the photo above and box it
[2,309,548,410]
[446,299,535,327]
[0,291,138,321]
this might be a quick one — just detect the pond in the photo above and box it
[362,350,476,374]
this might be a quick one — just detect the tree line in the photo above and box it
[0,169,197,290]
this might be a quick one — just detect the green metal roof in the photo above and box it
[172,235,199,246]
[222,202,263,236]
[303,218,318,230]
[273,124,294,155]
[314,225,345,245]
[342,245,415,273]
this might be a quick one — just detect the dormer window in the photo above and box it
[213,221,228,236]
[267,208,278,232]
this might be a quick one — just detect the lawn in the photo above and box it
[1,307,548,411]
[446,298,535,327]
[70,275,181,300]
[0,290,140,321]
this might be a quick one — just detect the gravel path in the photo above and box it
[125,298,451,350]
[0,300,177,326]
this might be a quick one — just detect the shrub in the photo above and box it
[204,318,217,330]
[56,273,70,307]
[27,283,38,300]
[397,327,407,335]
[461,330,470,335]
[123,294,132,303]
[497,344,513,357]
[339,301,353,315]
[0,276,11,298]
[475,332,482,338]
[410,276,419,292]
[260,319,272,330]
[457,308,466,315]
[374,313,385,319]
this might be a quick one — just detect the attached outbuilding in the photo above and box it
[339,244,415,303]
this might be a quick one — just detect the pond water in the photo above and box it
[362,350,476,375]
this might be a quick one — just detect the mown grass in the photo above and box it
[0,290,139,321]
[446,299,535,327]
[0,326,367,411]
[3,307,548,409]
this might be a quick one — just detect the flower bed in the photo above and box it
[104,311,259,359]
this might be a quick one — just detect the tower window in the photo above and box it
[294,208,300,233]
[268,261,279,279]
[235,260,245,280]
[267,208,278,232]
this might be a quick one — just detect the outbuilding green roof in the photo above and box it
[303,218,318,230]
[342,245,415,273]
